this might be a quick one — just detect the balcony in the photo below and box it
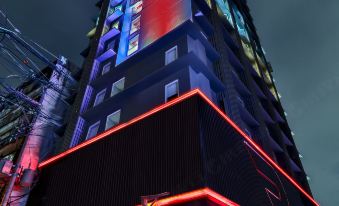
[231,70,251,96]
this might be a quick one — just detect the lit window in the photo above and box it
[165,80,179,102]
[102,62,111,75]
[102,24,110,36]
[127,35,139,55]
[111,77,125,97]
[215,0,234,27]
[108,4,122,16]
[93,89,106,106]
[165,46,178,65]
[205,0,212,8]
[86,121,100,140]
[233,5,249,41]
[105,110,121,130]
[114,4,122,12]
[111,20,120,30]
[131,1,143,15]
[130,16,141,35]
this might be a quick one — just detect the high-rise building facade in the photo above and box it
[27,0,318,205]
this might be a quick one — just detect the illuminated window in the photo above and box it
[127,35,139,55]
[205,0,212,8]
[108,4,122,16]
[165,80,179,102]
[130,16,141,35]
[215,0,234,27]
[102,62,111,75]
[232,5,249,41]
[86,121,100,140]
[114,4,122,12]
[165,46,178,65]
[94,89,106,106]
[105,110,121,130]
[131,1,143,15]
[111,77,125,97]
[102,24,110,36]
[111,20,120,30]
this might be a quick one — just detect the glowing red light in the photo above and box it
[38,89,319,206]
[145,188,239,206]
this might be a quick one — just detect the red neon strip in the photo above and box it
[38,89,319,206]
[38,89,200,168]
[195,90,319,206]
[147,188,239,206]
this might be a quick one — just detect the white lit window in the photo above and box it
[102,62,111,75]
[93,89,106,106]
[165,46,178,65]
[111,77,125,97]
[130,16,141,35]
[131,1,143,14]
[86,121,100,140]
[105,110,121,130]
[165,80,179,102]
[127,35,139,56]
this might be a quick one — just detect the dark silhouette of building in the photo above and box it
[28,0,318,205]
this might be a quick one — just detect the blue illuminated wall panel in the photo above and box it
[116,0,192,65]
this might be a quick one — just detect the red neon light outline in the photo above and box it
[38,89,319,206]
[144,188,239,206]
[245,141,289,206]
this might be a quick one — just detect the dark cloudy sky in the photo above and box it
[1,0,337,205]
[248,1,339,205]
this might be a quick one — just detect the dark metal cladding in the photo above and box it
[27,96,314,206]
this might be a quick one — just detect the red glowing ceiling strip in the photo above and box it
[149,188,239,206]
[38,89,319,206]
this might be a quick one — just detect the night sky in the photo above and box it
[1,0,337,205]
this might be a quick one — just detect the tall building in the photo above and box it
[28,0,318,205]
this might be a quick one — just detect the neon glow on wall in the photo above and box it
[116,0,192,65]
[39,89,319,206]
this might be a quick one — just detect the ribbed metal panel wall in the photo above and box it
[197,100,312,206]
[28,97,204,206]
[28,96,314,206]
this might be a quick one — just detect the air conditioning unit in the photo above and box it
[0,160,13,178]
